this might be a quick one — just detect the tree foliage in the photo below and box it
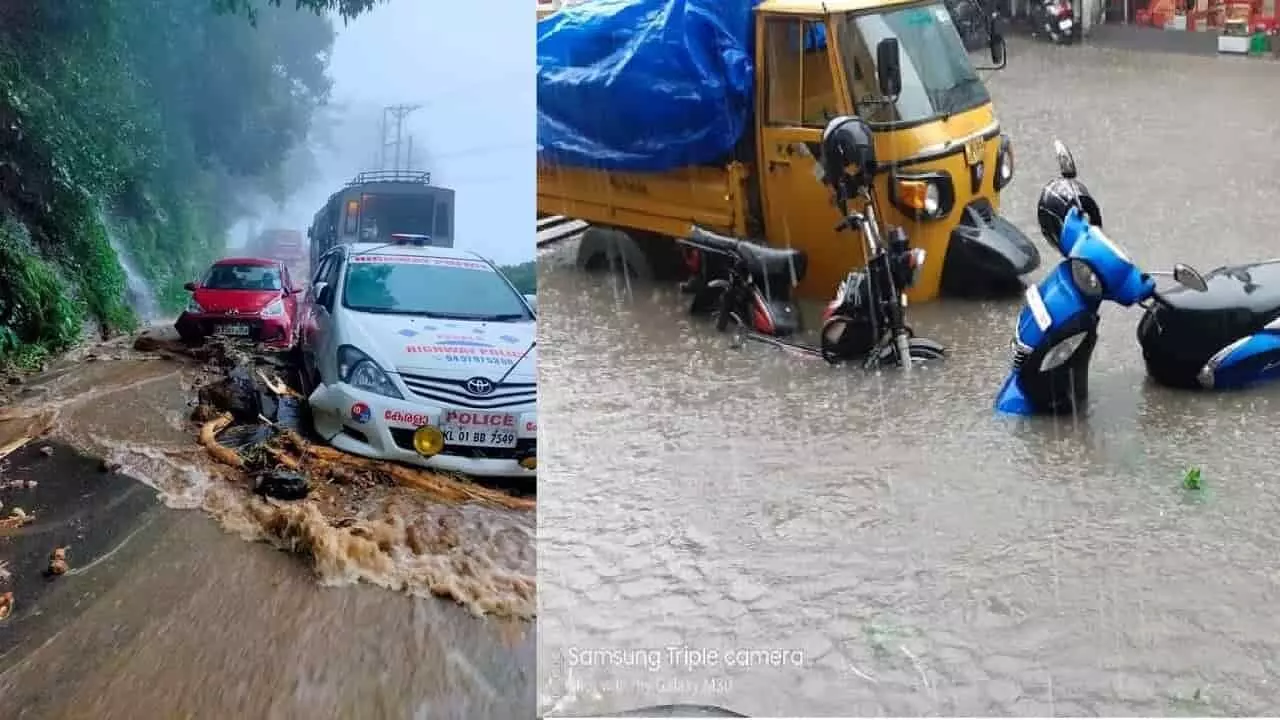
[212,0,389,22]
[500,261,536,295]
[0,0,347,366]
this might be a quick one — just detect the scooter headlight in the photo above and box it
[995,135,1014,192]
[1068,258,1103,298]
[1039,331,1088,372]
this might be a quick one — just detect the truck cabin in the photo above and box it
[307,170,456,277]
[757,0,1005,157]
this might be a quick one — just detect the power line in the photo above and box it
[378,103,422,170]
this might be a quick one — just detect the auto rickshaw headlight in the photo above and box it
[995,134,1014,191]
[890,172,954,221]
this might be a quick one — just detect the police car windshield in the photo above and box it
[341,254,531,321]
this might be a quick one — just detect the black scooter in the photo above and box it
[677,227,807,338]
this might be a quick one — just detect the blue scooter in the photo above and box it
[995,141,1209,416]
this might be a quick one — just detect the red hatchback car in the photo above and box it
[175,257,302,349]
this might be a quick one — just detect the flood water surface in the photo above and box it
[537,40,1280,717]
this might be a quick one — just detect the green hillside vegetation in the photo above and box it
[500,261,536,295]
[0,0,385,369]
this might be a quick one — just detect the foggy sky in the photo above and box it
[286,0,534,265]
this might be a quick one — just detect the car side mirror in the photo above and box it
[875,38,902,99]
[314,281,331,306]
[183,281,197,292]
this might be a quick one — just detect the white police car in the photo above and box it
[298,237,536,478]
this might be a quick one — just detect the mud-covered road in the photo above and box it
[0,330,534,718]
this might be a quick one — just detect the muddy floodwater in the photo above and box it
[0,332,533,718]
[537,39,1280,716]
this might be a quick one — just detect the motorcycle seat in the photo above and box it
[686,226,807,283]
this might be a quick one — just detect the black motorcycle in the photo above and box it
[818,181,947,369]
[1029,0,1077,43]
[677,227,807,338]
[946,0,996,51]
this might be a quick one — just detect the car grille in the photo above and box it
[397,371,536,410]
[388,429,535,460]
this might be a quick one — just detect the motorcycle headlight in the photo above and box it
[1039,331,1089,372]
[891,173,954,221]
[995,134,1014,192]
[337,345,404,399]
[1068,258,1103,298]
[260,298,285,317]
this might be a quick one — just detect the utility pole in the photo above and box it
[378,104,421,171]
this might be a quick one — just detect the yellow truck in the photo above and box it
[537,0,1040,304]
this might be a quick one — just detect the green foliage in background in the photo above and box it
[0,0,367,368]
[212,0,389,22]
[500,261,536,295]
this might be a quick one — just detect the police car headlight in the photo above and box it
[1068,258,1103,298]
[337,345,403,399]
[1039,331,1088,372]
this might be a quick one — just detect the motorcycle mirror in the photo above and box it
[875,38,902,98]
[1173,263,1209,292]
[1053,139,1078,179]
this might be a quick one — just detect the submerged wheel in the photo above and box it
[906,337,947,361]
[820,315,879,365]
[713,290,743,333]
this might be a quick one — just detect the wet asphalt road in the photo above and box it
[537,38,1280,717]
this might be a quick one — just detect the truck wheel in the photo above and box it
[576,226,654,280]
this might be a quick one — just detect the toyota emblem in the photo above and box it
[465,377,495,396]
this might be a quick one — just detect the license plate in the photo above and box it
[963,136,986,166]
[1059,18,1073,29]
[214,324,250,336]
[440,411,518,448]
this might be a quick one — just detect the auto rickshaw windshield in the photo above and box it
[834,2,990,125]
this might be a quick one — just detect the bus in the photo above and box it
[306,170,456,279]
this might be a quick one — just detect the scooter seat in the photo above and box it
[686,226,807,284]
[1159,262,1280,324]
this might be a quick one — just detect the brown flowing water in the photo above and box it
[537,39,1280,717]
[0,332,533,718]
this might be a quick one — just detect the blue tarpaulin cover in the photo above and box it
[536,0,760,172]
